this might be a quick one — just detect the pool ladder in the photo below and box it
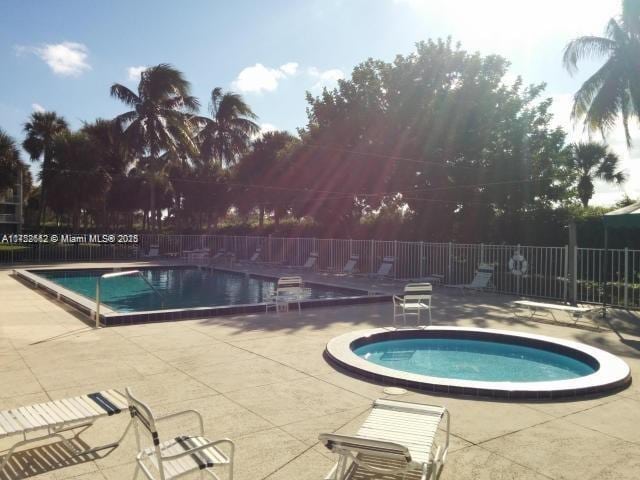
[94,270,164,327]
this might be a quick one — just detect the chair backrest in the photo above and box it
[211,248,226,259]
[278,276,303,288]
[403,282,432,302]
[319,433,411,464]
[470,264,494,287]
[250,247,261,262]
[303,252,318,268]
[125,388,163,473]
[343,254,359,273]
[376,257,394,276]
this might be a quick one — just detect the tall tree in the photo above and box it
[565,142,625,207]
[110,64,199,229]
[233,131,297,227]
[563,0,640,145]
[195,87,259,167]
[0,128,25,192]
[22,111,69,226]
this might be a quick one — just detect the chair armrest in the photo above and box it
[161,438,235,462]
[392,295,404,303]
[155,409,205,436]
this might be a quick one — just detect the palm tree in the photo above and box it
[195,87,259,167]
[563,0,640,145]
[110,64,199,229]
[566,142,626,207]
[22,111,69,226]
[0,129,24,191]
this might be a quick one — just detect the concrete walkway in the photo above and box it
[0,265,639,480]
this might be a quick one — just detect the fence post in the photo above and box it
[624,247,629,308]
[480,243,485,264]
[370,239,374,273]
[393,240,397,279]
[563,245,569,302]
[447,242,452,281]
[420,241,424,278]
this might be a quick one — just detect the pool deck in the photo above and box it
[1,261,640,480]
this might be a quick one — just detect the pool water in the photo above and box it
[36,268,357,313]
[353,338,596,382]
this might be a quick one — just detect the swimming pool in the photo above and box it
[16,266,384,325]
[326,327,631,399]
[34,267,352,312]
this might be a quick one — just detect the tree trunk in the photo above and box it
[259,205,265,228]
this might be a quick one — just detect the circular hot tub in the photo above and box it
[325,327,631,399]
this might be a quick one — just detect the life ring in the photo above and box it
[508,252,528,276]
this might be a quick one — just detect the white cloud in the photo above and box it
[308,67,345,91]
[260,123,278,134]
[127,65,147,82]
[31,103,45,113]
[16,42,91,76]
[279,62,299,76]
[232,62,298,94]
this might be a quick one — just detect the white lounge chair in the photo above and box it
[370,256,394,278]
[301,251,318,269]
[0,389,132,475]
[210,248,227,261]
[248,247,261,262]
[444,264,494,293]
[142,245,160,258]
[342,254,359,274]
[319,399,450,480]
[126,387,234,480]
[393,282,433,327]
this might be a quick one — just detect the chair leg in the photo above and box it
[132,462,140,480]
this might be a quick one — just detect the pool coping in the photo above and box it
[13,266,390,326]
[325,326,632,400]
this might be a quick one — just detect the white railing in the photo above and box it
[1,234,638,309]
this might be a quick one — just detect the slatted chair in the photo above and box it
[369,256,395,279]
[342,254,360,274]
[266,276,307,313]
[393,283,433,327]
[0,389,132,475]
[443,264,494,294]
[126,388,234,480]
[301,252,319,269]
[319,399,450,480]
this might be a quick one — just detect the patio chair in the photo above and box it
[393,282,433,327]
[369,256,395,279]
[142,245,160,258]
[319,399,450,480]
[266,276,306,312]
[248,247,261,262]
[210,248,227,261]
[342,254,359,274]
[0,389,132,475]
[444,264,494,293]
[126,387,234,480]
[301,251,319,269]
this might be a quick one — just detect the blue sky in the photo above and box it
[1,0,637,204]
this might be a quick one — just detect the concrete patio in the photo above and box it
[0,263,639,480]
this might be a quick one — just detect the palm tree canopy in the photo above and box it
[566,142,626,207]
[110,63,200,162]
[0,128,25,191]
[195,87,260,167]
[563,0,640,145]
[22,111,69,162]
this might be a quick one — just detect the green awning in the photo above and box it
[603,201,640,228]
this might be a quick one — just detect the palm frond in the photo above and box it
[562,36,616,75]
[110,84,140,107]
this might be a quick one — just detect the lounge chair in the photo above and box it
[369,256,394,278]
[210,248,227,261]
[444,264,494,293]
[142,245,160,258]
[301,251,318,269]
[183,248,210,262]
[393,282,433,327]
[248,247,261,262]
[319,399,450,480]
[126,388,234,480]
[342,254,359,274]
[0,389,132,474]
